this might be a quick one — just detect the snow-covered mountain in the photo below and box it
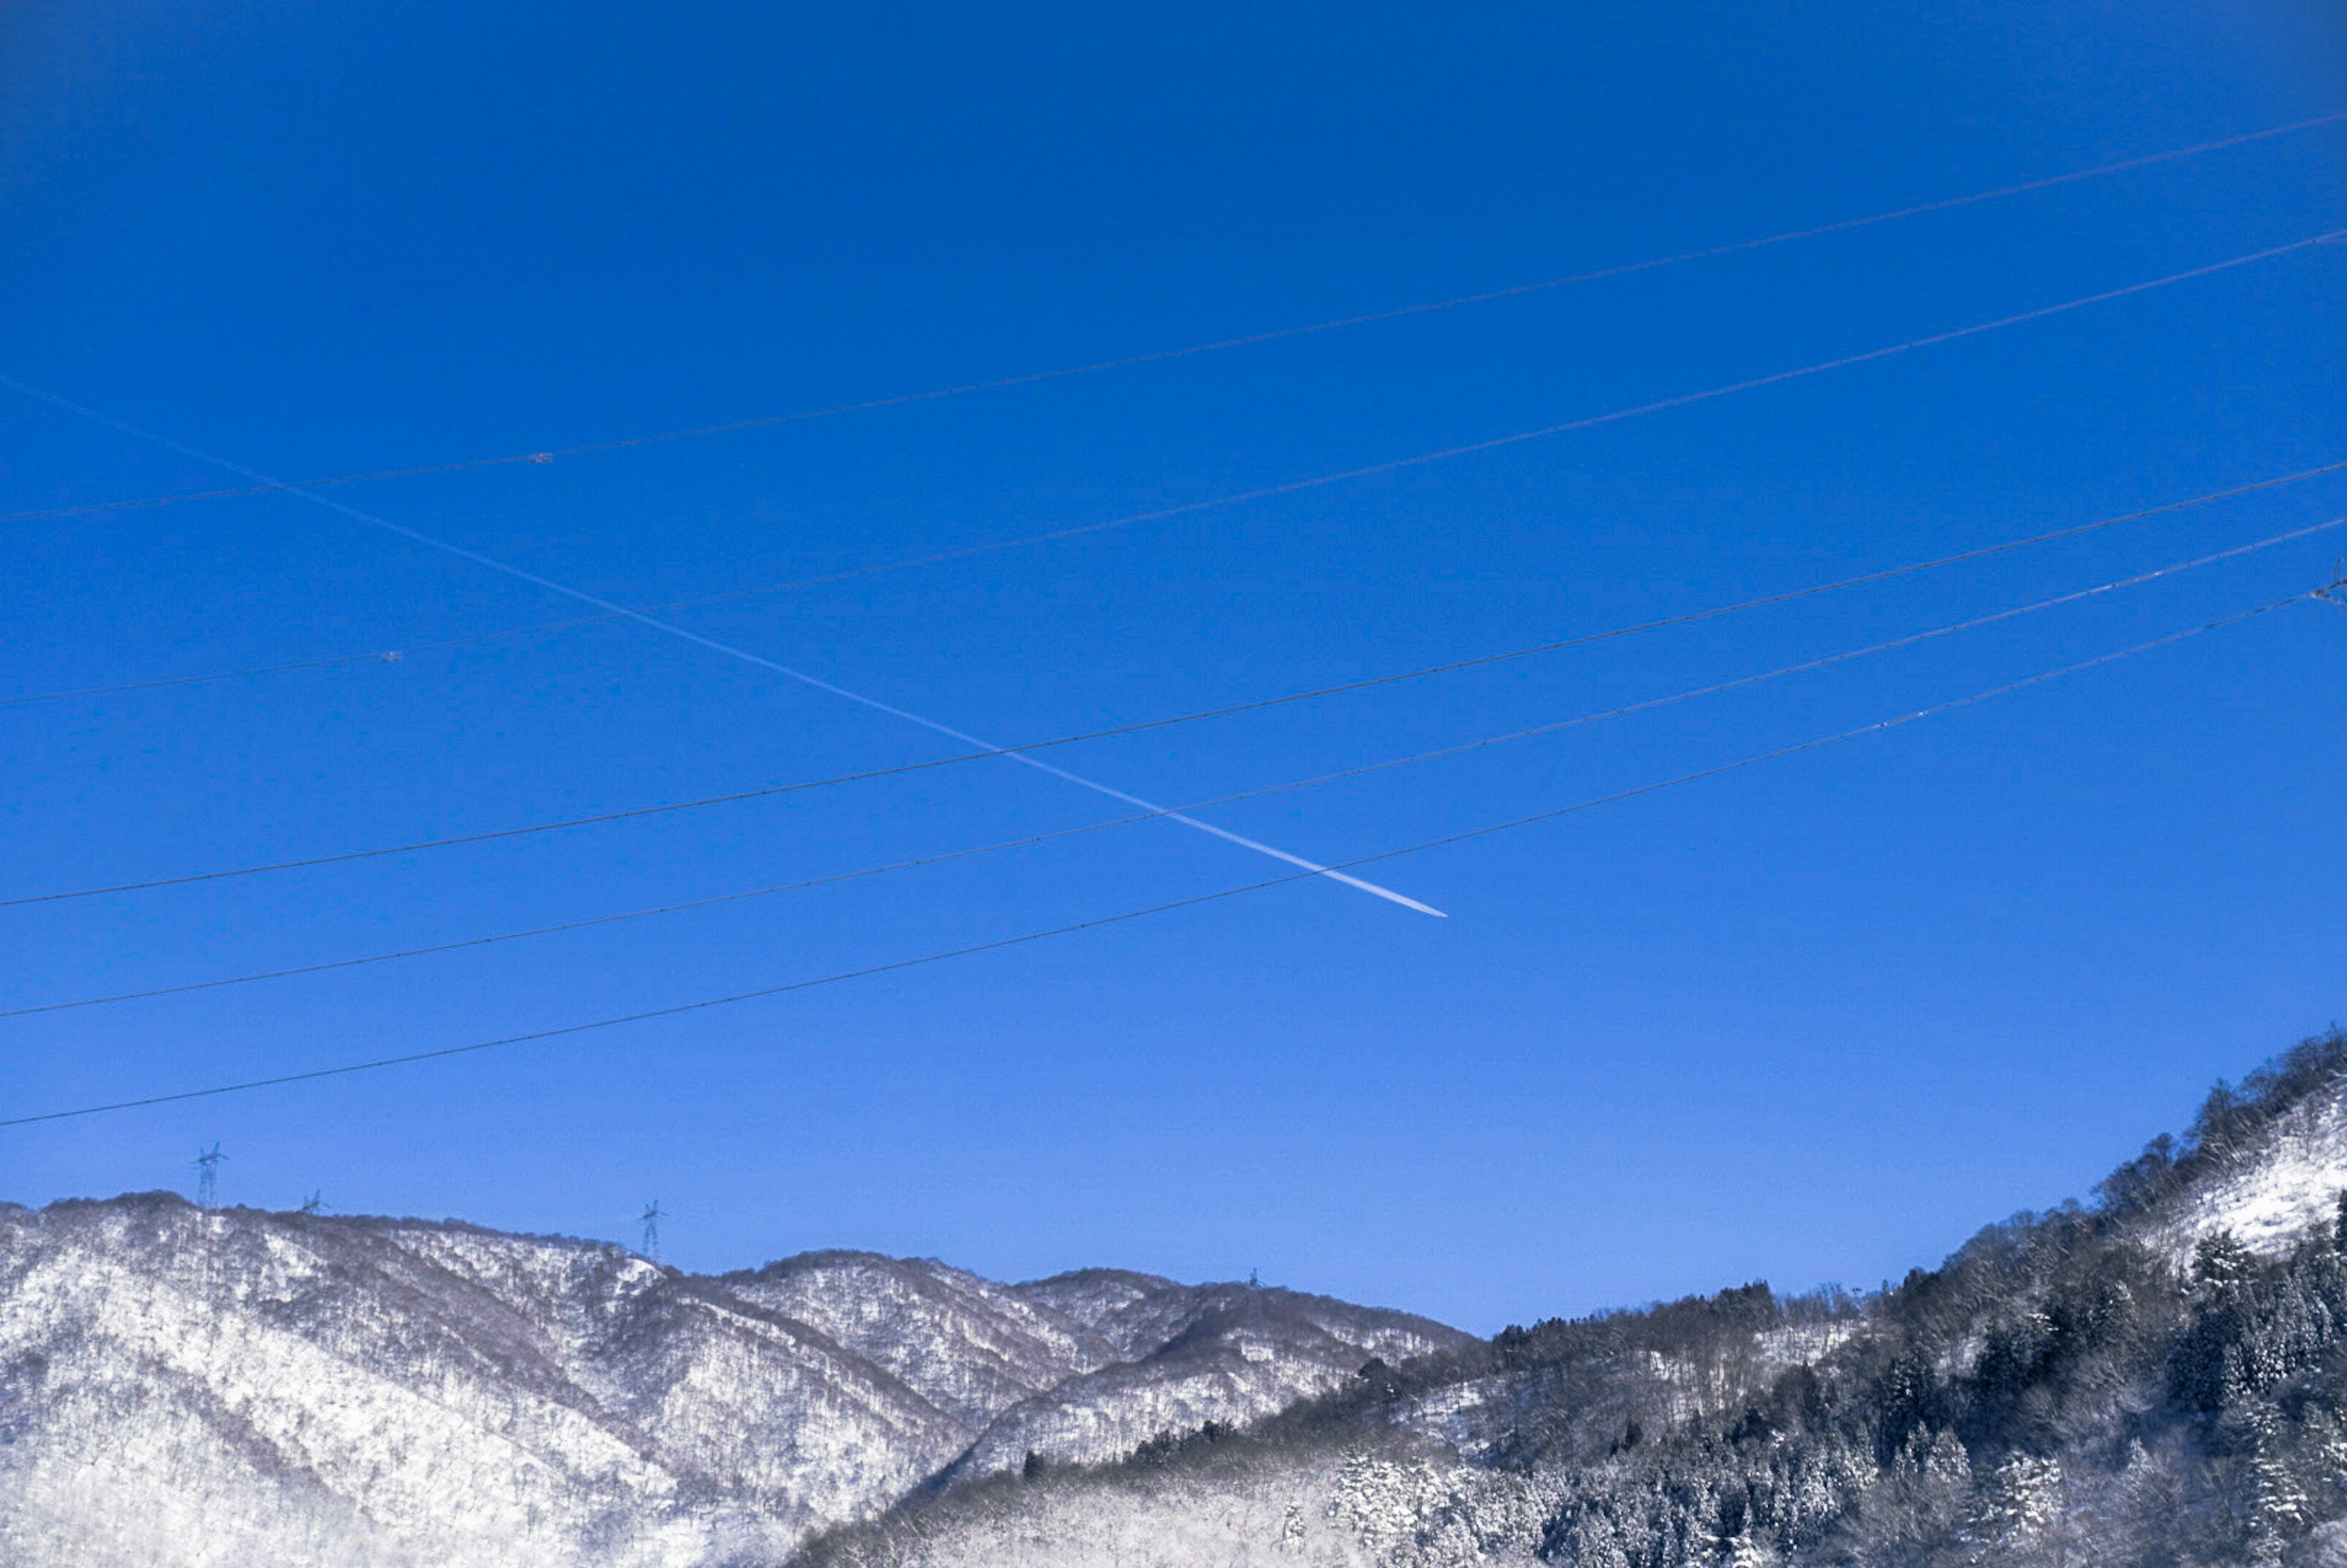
[0,1193,1466,1568]
[18,1035,2347,1568]
[808,1032,2347,1568]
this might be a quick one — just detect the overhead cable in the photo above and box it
[7,454,2346,716]
[9,479,2343,909]
[2,584,2320,1129]
[6,109,2343,528]
[9,224,2343,612]
[4,385,1444,916]
[1,222,2337,902]
[9,512,2339,1019]
[6,229,2336,917]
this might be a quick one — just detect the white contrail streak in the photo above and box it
[1,587,2313,1129]
[5,384,1445,917]
[13,229,2334,916]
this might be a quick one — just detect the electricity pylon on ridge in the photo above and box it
[641,1201,666,1263]
[194,1143,226,1209]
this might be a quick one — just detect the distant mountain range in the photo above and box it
[0,1195,1463,1566]
[11,1028,2347,1568]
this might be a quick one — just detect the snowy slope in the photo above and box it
[958,1283,1466,1475]
[801,1050,2347,1568]
[809,1443,1557,1568]
[2140,1086,2347,1264]
[0,1194,1466,1568]
[721,1251,1118,1429]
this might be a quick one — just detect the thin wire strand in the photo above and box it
[6,109,2343,527]
[2,587,2313,1129]
[10,513,2336,1019]
[8,455,2345,715]
[10,478,2343,910]
[9,230,2338,914]
[10,224,2340,621]
[7,390,1444,915]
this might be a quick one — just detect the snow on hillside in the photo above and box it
[954,1284,1468,1476]
[0,1194,1467,1568]
[812,1443,1557,1568]
[2142,1084,2347,1264]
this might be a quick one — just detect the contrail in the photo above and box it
[13,508,2337,1019]
[1,585,2313,1129]
[13,229,2335,917]
[4,383,1445,918]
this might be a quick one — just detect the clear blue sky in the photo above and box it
[2,1,2343,1333]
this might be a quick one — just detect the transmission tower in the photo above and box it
[641,1200,666,1262]
[194,1143,226,1209]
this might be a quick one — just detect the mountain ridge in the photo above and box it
[807,1028,2347,1568]
[0,1188,1467,1567]
[13,1030,2347,1567]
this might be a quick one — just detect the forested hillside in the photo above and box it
[13,1030,2347,1566]
[808,1028,2347,1568]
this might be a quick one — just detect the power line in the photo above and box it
[3,641,464,713]
[9,472,2342,910]
[2,222,2331,885]
[6,227,2335,915]
[7,454,2345,717]
[8,219,2337,731]
[6,110,2343,529]
[9,511,2337,1020]
[9,224,2340,628]
[2,584,2318,1130]
[6,389,1442,917]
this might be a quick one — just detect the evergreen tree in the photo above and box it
[2245,1410,2309,1567]
[2194,1229,2257,1292]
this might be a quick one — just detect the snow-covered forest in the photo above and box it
[809,1028,2347,1568]
[13,1030,2347,1566]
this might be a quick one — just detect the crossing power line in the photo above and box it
[10,224,2341,637]
[4,225,2335,909]
[4,509,2337,1020]
[7,232,2337,924]
[6,454,2345,716]
[6,390,1445,917]
[7,486,2342,912]
[3,582,2325,1131]
[4,109,2341,529]
[6,219,2336,871]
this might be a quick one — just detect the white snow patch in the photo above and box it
[2142,1091,2347,1265]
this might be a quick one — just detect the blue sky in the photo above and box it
[2,1,2344,1332]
